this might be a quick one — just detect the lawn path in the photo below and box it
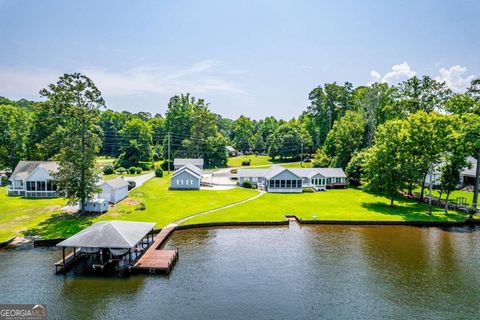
[165,190,266,228]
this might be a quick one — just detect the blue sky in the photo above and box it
[0,0,478,119]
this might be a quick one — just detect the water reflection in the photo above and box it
[0,224,479,319]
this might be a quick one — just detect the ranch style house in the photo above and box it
[237,165,346,193]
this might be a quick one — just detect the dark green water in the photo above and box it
[0,224,479,319]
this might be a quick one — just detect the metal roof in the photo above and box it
[173,158,204,167]
[56,221,156,249]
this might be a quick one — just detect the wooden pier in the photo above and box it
[132,225,178,274]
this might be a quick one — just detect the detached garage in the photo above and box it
[99,178,129,204]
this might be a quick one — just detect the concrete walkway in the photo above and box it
[164,190,266,228]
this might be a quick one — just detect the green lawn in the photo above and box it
[183,188,467,225]
[227,155,274,167]
[227,155,313,169]
[97,177,257,226]
[0,187,67,242]
[23,176,258,240]
[413,187,474,204]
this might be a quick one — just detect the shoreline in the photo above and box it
[29,216,480,248]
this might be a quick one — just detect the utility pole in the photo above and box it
[300,140,304,168]
[167,132,171,174]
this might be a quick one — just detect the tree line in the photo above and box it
[0,73,479,213]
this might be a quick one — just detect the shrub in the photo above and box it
[136,201,146,211]
[241,159,251,166]
[128,166,137,174]
[138,162,151,171]
[303,188,315,193]
[135,167,143,174]
[0,176,7,185]
[155,167,163,177]
[161,160,174,171]
[116,167,127,174]
[242,181,253,188]
[103,165,114,175]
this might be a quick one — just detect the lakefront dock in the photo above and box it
[132,225,178,273]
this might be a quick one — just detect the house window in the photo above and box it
[298,180,302,188]
[46,180,56,191]
[37,181,46,191]
[269,180,274,188]
[26,181,35,191]
[280,180,285,188]
[327,178,331,184]
[275,180,280,188]
[286,180,291,188]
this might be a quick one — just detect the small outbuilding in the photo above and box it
[170,164,202,190]
[98,178,129,204]
[85,199,109,213]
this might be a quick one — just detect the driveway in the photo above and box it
[125,172,155,190]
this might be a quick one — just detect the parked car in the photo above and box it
[303,157,312,163]
[127,180,136,191]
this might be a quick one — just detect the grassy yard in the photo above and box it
[0,187,67,242]
[183,188,468,225]
[227,155,274,167]
[227,155,312,169]
[23,176,258,240]
[413,187,474,204]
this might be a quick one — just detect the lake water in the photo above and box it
[0,224,479,319]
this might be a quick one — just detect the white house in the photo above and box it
[425,156,477,187]
[237,165,347,192]
[98,178,129,204]
[7,161,59,197]
[173,158,204,171]
[170,164,202,190]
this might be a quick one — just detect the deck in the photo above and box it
[132,225,178,273]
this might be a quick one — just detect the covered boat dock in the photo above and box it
[55,221,156,273]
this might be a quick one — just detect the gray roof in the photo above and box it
[236,168,270,178]
[9,161,59,181]
[265,166,301,179]
[315,168,347,178]
[104,177,129,190]
[173,158,204,167]
[56,221,156,249]
[172,163,202,178]
[226,146,236,152]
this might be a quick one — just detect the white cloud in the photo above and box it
[370,62,416,85]
[370,62,476,92]
[435,65,476,92]
[0,60,245,100]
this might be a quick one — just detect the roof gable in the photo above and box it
[10,161,59,181]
